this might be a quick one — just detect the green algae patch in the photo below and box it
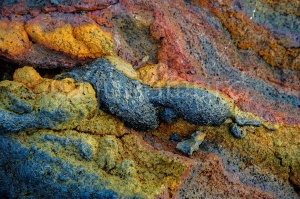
[10,129,189,198]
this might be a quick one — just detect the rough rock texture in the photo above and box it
[0,0,300,198]
[0,12,115,68]
[0,66,97,133]
[140,131,299,199]
[0,20,31,56]
[0,0,299,125]
[0,130,193,198]
[58,56,231,131]
[176,131,206,156]
[191,0,300,70]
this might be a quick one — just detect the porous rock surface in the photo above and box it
[0,0,300,198]
[0,0,299,124]
[0,130,193,198]
[0,66,97,133]
[58,56,231,131]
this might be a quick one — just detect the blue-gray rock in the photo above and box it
[176,131,206,156]
[230,123,247,139]
[234,116,262,127]
[160,108,179,124]
[56,58,158,132]
[58,57,231,132]
[0,134,119,199]
[150,88,231,126]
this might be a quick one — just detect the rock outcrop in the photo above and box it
[57,56,232,131]
[0,0,299,198]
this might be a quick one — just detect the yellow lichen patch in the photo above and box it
[25,17,115,59]
[13,66,43,89]
[0,80,36,112]
[195,132,206,141]
[152,118,198,139]
[0,20,31,56]
[13,66,94,97]
[120,133,189,197]
[1,66,97,131]
[74,110,127,137]
[33,78,79,95]
[73,24,115,57]
[106,56,139,80]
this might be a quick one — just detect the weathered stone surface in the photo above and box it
[230,123,247,139]
[58,56,232,131]
[191,0,300,70]
[110,0,300,126]
[57,57,159,132]
[0,0,298,126]
[0,130,193,198]
[0,0,299,198]
[140,131,300,198]
[198,124,300,195]
[0,66,97,133]
[0,0,118,16]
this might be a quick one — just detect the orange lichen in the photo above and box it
[25,17,115,59]
[192,0,300,70]
[0,20,31,56]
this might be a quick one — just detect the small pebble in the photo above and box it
[176,131,206,156]
[230,123,247,139]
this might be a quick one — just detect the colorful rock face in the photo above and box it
[0,0,300,198]
[0,130,192,198]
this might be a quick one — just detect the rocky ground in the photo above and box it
[0,0,299,198]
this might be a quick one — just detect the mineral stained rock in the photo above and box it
[0,130,193,198]
[25,13,115,59]
[0,0,300,198]
[0,66,97,133]
[140,131,300,199]
[0,20,31,56]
